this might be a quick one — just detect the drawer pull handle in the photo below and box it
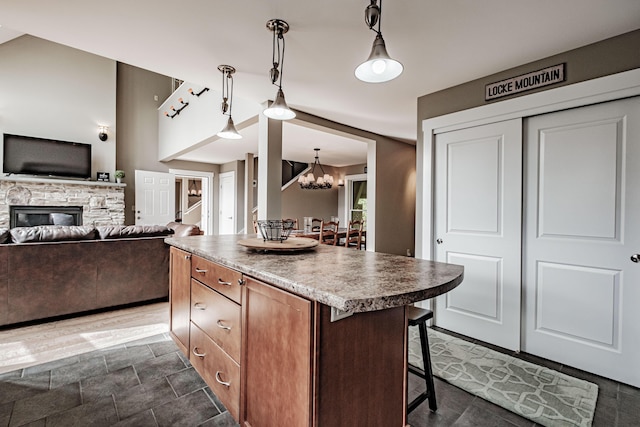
[184,255,191,260]
[195,268,208,274]
[194,302,207,310]
[216,320,232,331]
[217,278,232,286]
[215,371,231,388]
[192,347,206,358]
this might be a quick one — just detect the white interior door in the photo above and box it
[219,171,235,235]
[434,119,522,351]
[134,170,175,226]
[523,97,640,387]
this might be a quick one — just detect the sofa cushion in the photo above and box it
[0,228,10,244]
[96,225,173,240]
[167,222,202,237]
[10,225,97,243]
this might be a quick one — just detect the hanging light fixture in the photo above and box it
[188,179,201,197]
[263,19,296,120]
[216,65,242,139]
[298,148,335,190]
[355,0,403,83]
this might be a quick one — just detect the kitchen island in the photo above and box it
[165,235,463,427]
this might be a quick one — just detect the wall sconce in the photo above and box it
[164,97,189,118]
[98,126,108,141]
[188,87,210,97]
[338,179,345,187]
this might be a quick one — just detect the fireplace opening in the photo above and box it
[10,206,83,228]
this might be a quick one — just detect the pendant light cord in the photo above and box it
[366,0,383,36]
[271,24,286,89]
[221,69,234,117]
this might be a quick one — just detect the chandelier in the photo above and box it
[298,148,335,190]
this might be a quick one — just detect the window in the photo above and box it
[347,176,367,225]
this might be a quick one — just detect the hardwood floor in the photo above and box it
[0,302,170,375]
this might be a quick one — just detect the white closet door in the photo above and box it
[219,171,236,235]
[434,119,522,351]
[523,97,640,387]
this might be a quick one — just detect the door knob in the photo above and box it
[632,254,640,263]
[436,238,443,244]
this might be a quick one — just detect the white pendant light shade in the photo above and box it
[263,88,296,120]
[217,116,243,139]
[355,34,403,83]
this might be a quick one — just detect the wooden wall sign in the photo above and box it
[485,64,565,100]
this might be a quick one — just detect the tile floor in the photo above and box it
[1,314,638,426]
[0,333,238,427]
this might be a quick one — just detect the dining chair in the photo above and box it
[311,217,323,232]
[344,220,364,250]
[282,218,298,230]
[319,220,339,245]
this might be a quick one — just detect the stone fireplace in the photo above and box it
[0,176,125,228]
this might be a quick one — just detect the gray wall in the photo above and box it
[292,111,416,256]
[116,63,219,224]
[418,30,640,121]
[0,35,116,178]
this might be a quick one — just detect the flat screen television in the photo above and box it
[3,133,92,179]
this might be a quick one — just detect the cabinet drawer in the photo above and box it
[190,323,240,421]
[190,279,241,364]
[191,256,242,304]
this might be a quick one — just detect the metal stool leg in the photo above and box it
[407,322,438,413]
[419,322,437,411]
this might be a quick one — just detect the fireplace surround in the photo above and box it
[10,205,83,228]
[0,176,125,228]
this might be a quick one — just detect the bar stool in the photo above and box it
[407,305,437,413]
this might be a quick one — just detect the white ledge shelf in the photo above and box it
[0,175,126,187]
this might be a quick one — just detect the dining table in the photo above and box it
[289,228,365,241]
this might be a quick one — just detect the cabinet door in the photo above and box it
[169,246,191,355]
[242,277,312,427]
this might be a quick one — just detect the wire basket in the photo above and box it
[256,219,296,242]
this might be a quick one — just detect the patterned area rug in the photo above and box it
[409,327,598,427]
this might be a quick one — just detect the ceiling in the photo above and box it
[1,1,638,166]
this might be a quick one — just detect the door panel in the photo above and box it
[219,172,235,235]
[135,170,175,225]
[434,119,522,351]
[523,97,640,387]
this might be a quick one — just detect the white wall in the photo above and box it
[0,35,117,179]
[157,82,261,161]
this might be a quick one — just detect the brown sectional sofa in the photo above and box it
[0,222,201,327]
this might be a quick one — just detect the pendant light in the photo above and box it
[217,65,242,139]
[355,0,403,83]
[263,19,296,120]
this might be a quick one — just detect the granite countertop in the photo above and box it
[165,235,464,313]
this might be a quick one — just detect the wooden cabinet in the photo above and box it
[190,322,241,419]
[190,279,242,364]
[191,255,243,304]
[170,249,407,427]
[242,277,313,427]
[169,247,191,356]
[169,250,244,421]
